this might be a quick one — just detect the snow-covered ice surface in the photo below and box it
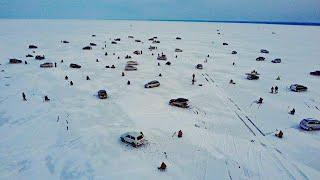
[0,19,320,180]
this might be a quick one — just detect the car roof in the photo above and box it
[149,80,159,83]
[124,131,143,137]
[303,118,319,122]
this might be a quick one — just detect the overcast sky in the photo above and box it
[0,0,319,22]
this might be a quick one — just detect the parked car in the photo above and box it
[90,43,97,46]
[246,74,259,80]
[169,98,189,108]
[70,63,81,69]
[145,80,160,88]
[300,118,320,131]
[40,62,53,68]
[157,54,167,60]
[175,48,183,52]
[196,64,203,69]
[256,57,265,61]
[149,46,157,50]
[126,61,138,65]
[176,37,182,40]
[120,131,145,147]
[271,58,281,63]
[35,55,45,60]
[82,46,92,50]
[133,50,141,55]
[62,40,69,43]
[223,43,228,46]
[28,45,38,49]
[114,38,121,41]
[125,65,137,71]
[290,84,307,92]
[231,51,237,54]
[260,49,269,54]
[310,71,320,76]
[111,41,117,44]
[9,58,22,64]
[98,90,108,99]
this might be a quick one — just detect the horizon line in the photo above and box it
[1,18,320,26]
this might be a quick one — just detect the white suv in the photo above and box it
[120,131,145,147]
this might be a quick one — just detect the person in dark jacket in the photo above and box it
[257,97,263,104]
[86,76,90,80]
[122,72,125,76]
[22,92,27,101]
[275,130,283,138]
[158,162,167,171]
[70,81,73,86]
[289,108,295,115]
[271,87,274,94]
[44,95,50,102]
[178,130,183,138]
[65,76,68,80]
[127,80,130,85]
[275,86,278,93]
[54,62,57,67]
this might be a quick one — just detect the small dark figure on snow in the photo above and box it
[111,65,115,68]
[65,76,68,80]
[140,51,142,54]
[96,59,99,62]
[257,97,263,104]
[271,87,274,93]
[61,59,64,63]
[207,54,210,58]
[192,74,195,81]
[24,61,28,64]
[275,86,278,93]
[44,96,50,102]
[158,62,160,66]
[276,76,280,80]
[175,55,178,58]
[86,76,90,80]
[289,108,295,115]
[275,130,283,138]
[178,130,183,138]
[70,81,73,86]
[232,62,235,66]
[127,80,130,85]
[158,162,167,171]
[229,79,235,84]
[122,72,125,76]
[54,62,57,67]
[159,73,162,77]
[117,56,120,59]
[22,92,27,101]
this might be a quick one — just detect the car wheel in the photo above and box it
[120,137,125,142]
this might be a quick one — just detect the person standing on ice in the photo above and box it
[271,86,274,94]
[127,80,130,85]
[70,81,73,86]
[257,97,263,104]
[86,76,90,80]
[22,92,27,101]
[275,86,278,93]
[178,130,183,138]
[54,62,57,67]
[289,108,295,115]
[65,76,68,80]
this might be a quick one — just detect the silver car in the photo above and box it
[120,131,145,147]
[300,118,320,131]
[145,80,160,88]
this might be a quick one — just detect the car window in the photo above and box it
[137,135,143,140]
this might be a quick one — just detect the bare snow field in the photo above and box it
[0,20,320,180]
